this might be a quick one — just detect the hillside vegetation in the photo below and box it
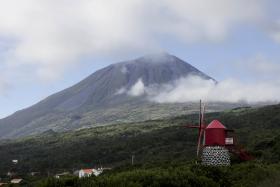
[1,104,280,186]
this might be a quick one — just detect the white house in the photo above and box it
[78,168,103,178]
[11,178,23,184]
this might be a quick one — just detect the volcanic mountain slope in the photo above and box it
[0,53,229,139]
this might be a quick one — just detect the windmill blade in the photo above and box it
[196,101,206,157]
[201,102,206,125]
[201,102,206,150]
[196,100,202,157]
[199,100,202,127]
[196,127,203,157]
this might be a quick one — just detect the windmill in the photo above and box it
[186,100,253,166]
[187,100,206,158]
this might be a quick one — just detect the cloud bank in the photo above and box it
[121,75,280,104]
[0,0,266,81]
[148,76,280,103]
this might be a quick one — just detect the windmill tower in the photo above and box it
[187,101,252,166]
[201,120,231,166]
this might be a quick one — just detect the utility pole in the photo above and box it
[131,131,136,166]
[99,160,102,169]
[131,154,135,166]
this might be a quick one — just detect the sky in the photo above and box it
[0,0,280,118]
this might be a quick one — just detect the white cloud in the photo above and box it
[147,76,280,104]
[114,68,280,103]
[115,87,127,95]
[114,52,280,104]
[241,55,280,74]
[157,0,264,42]
[225,54,280,83]
[269,20,280,43]
[128,79,145,96]
[0,76,11,96]
[121,66,128,74]
[0,0,266,82]
[145,54,280,104]
[116,52,280,103]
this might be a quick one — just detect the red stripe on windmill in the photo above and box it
[186,100,253,166]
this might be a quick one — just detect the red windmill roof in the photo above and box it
[206,120,226,129]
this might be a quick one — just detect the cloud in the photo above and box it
[115,78,145,96]
[115,74,280,104]
[145,54,280,104]
[115,87,127,95]
[144,76,280,104]
[127,79,145,96]
[240,55,280,75]
[120,66,128,74]
[223,54,280,82]
[0,77,11,96]
[0,0,266,81]
[269,20,280,43]
[112,52,280,104]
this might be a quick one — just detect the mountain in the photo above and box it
[0,52,226,139]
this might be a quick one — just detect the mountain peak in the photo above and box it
[0,53,215,138]
[138,52,175,63]
[141,51,172,58]
[119,52,176,65]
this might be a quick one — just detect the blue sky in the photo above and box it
[0,0,280,118]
